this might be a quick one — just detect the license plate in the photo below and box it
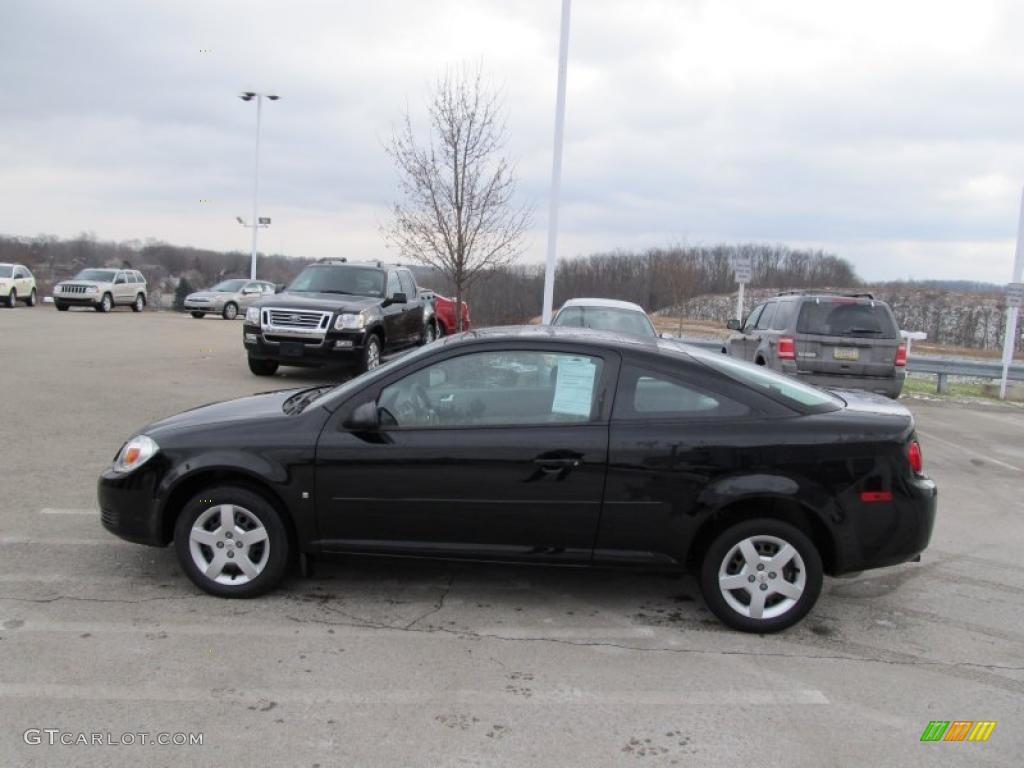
[833,347,859,361]
[280,342,305,358]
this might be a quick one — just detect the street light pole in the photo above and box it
[541,0,572,324]
[239,91,279,279]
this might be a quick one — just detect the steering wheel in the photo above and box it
[411,382,438,425]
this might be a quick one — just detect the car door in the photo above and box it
[597,358,777,564]
[732,303,765,360]
[314,345,617,562]
[750,301,778,364]
[382,269,408,347]
[14,266,31,297]
[239,282,262,309]
[397,269,422,341]
[112,271,131,304]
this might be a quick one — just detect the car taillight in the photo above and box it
[908,440,923,474]
[895,343,907,367]
[777,336,796,360]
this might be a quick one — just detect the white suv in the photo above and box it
[54,268,148,313]
[0,263,37,308]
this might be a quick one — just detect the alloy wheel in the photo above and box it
[188,504,270,586]
[366,338,381,370]
[717,534,806,620]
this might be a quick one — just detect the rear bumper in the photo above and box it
[243,323,369,366]
[832,475,937,574]
[783,365,905,397]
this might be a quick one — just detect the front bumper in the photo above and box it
[98,461,169,547]
[54,294,100,306]
[243,323,369,366]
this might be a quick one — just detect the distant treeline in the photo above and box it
[0,233,857,325]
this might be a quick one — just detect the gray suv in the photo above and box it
[724,292,906,398]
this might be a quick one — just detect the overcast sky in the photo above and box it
[3,0,1024,283]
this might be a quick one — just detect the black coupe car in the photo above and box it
[99,327,937,632]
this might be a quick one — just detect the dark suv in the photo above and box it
[725,292,906,398]
[243,259,436,376]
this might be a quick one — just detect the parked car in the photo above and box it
[98,327,936,633]
[552,298,658,338]
[185,278,277,320]
[418,289,471,336]
[724,292,906,398]
[242,258,436,376]
[0,263,37,308]
[53,268,147,313]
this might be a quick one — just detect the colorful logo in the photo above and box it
[920,721,997,742]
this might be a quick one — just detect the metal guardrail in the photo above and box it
[673,337,1024,392]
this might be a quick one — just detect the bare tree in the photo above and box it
[384,65,532,331]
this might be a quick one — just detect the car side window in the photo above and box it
[261,282,275,294]
[386,271,402,298]
[755,302,777,330]
[114,273,127,284]
[743,304,764,332]
[377,350,604,428]
[398,270,416,298]
[613,364,750,420]
[772,301,793,330]
[15,267,28,279]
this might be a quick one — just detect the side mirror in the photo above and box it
[726,318,742,331]
[388,292,408,305]
[343,401,380,431]
[659,332,674,339]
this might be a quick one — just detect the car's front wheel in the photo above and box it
[247,355,279,376]
[96,293,113,313]
[27,289,37,307]
[699,518,822,633]
[5,289,15,308]
[174,486,290,597]
[222,302,238,320]
[56,302,69,311]
[358,333,382,373]
[419,321,436,346]
[190,311,205,319]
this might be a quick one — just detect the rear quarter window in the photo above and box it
[771,301,794,330]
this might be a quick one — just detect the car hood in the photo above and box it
[142,389,301,436]
[60,280,105,287]
[253,292,381,313]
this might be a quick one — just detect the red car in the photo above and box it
[420,289,471,336]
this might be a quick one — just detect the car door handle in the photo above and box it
[533,456,582,470]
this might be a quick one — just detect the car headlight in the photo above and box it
[112,435,159,474]
[335,312,366,330]
[85,286,98,294]
[245,306,260,324]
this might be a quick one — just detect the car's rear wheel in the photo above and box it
[96,293,113,313]
[247,355,279,376]
[700,518,822,633]
[222,302,238,320]
[27,289,37,307]
[173,486,290,598]
[190,311,205,319]
[358,333,382,373]
[5,289,15,308]
[132,294,145,312]
[56,302,69,311]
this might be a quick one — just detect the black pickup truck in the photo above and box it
[242,259,436,376]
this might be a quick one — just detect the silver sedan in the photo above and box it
[184,279,276,320]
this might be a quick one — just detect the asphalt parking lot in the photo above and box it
[1,307,1022,767]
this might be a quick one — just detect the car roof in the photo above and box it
[558,297,648,313]
[436,324,689,356]
[312,259,409,270]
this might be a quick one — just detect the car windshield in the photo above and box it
[690,348,843,411]
[796,299,898,338]
[288,265,385,297]
[74,269,116,282]
[553,305,656,337]
[211,279,247,292]
[0,265,12,278]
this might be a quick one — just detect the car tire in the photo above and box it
[56,302,69,312]
[190,311,205,319]
[132,294,145,312]
[436,321,446,338]
[418,321,436,346]
[27,289,37,307]
[222,302,238,320]
[173,485,290,598]
[96,293,113,313]
[699,518,822,633]
[5,289,15,308]
[247,355,279,376]
[358,333,382,374]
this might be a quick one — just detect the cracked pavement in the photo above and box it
[1,310,1023,766]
